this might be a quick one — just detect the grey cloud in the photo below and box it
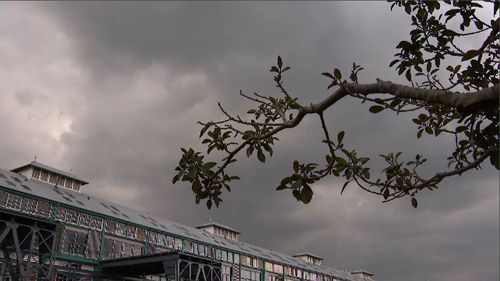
[0,2,497,281]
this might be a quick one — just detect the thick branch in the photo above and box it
[307,81,499,113]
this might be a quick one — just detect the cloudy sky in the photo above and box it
[0,2,498,281]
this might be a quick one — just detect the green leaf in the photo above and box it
[462,49,480,61]
[383,188,390,200]
[405,69,412,81]
[322,72,334,79]
[276,184,288,191]
[277,56,283,68]
[300,185,313,204]
[362,168,370,180]
[206,199,212,209]
[417,129,423,138]
[338,131,345,143]
[199,124,211,137]
[192,180,202,193]
[389,59,399,67]
[490,152,499,170]
[411,197,418,208]
[369,105,385,113]
[340,181,349,194]
[257,149,266,163]
[455,126,467,133]
[246,146,254,157]
[202,162,217,171]
[334,68,342,80]
[293,161,300,173]
[292,179,303,190]
[188,168,198,179]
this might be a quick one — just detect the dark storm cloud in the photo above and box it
[0,2,497,281]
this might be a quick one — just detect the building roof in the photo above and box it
[351,270,374,276]
[293,252,324,260]
[0,167,364,281]
[196,221,241,234]
[11,161,89,184]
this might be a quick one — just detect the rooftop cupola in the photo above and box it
[11,161,88,192]
[196,220,240,241]
[350,270,374,280]
[293,252,323,265]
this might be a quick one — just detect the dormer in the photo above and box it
[11,161,88,192]
[293,252,323,266]
[351,270,374,280]
[196,221,240,241]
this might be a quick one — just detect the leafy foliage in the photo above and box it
[174,0,499,209]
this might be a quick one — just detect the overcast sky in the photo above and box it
[0,2,498,281]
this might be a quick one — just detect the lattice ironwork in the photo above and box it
[0,218,57,280]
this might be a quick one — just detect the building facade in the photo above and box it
[0,162,374,281]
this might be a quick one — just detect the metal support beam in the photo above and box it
[0,218,56,280]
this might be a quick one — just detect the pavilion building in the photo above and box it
[0,161,374,281]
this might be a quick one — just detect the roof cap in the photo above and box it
[293,252,323,260]
[11,161,89,184]
[196,221,241,234]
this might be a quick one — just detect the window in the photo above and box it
[166,236,175,248]
[148,231,158,244]
[174,238,183,250]
[36,201,52,218]
[65,209,79,225]
[105,219,117,233]
[40,170,49,182]
[215,249,222,260]
[274,264,283,274]
[62,229,88,256]
[73,182,81,192]
[49,173,58,184]
[241,255,251,267]
[79,213,91,228]
[89,216,103,231]
[222,265,232,281]
[5,193,22,211]
[0,190,8,207]
[183,240,193,253]
[241,269,261,281]
[32,168,41,179]
[266,274,283,281]
[20,197,38,214]
[65,179,73,189]
[137,228,146,241]
[101,236,144,260]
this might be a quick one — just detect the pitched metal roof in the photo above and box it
[11,161,89,184]
[0,167,364,281]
